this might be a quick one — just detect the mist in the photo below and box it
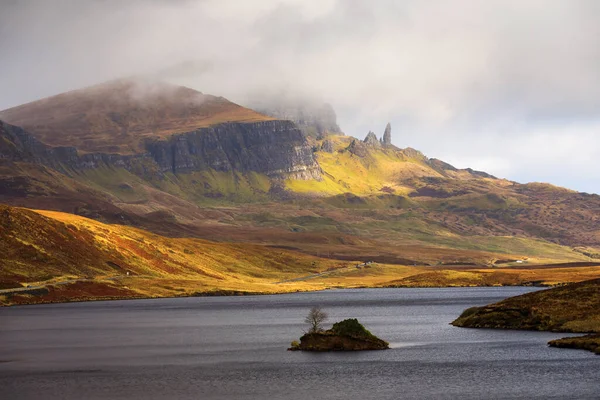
[1,0,599,193]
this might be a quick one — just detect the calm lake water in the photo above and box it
[1,287,598,399]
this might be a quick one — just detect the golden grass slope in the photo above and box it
[2,203,600,306]
[285,136,442,196]
[0,204,345,298]
[0,79,273,154]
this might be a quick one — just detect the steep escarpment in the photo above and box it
[145,120,321,179]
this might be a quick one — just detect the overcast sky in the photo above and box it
[1,0,599,194]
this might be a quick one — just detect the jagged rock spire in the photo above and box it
[381,123,392,146]
[363,131,381,148]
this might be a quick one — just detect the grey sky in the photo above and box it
[1,0,599,193]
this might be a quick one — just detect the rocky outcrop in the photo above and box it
[0,120,80,167]
[346,139,368,157]
[320,139,334,153]
[0,120,322,181]
[363,131,381,148]
[381,122,392,146]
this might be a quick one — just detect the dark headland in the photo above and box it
[452,278,600,355]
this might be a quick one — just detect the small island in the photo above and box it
[289,307,389,351]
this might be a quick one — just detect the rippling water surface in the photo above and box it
[1,287,599,399]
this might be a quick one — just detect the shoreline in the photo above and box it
[0,284,542,308]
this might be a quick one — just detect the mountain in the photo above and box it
[286,133,600,249]
[0,78,274,154]
[0,79,322,209]
[0,79,599,272]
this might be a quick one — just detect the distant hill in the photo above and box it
[286,133,600,248]
[0,78,273,154]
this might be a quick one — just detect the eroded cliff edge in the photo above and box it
[0,119,322,181]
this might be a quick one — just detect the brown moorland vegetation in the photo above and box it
[0,79,273,154]
[452,278,600,355]
[2,204,600,306]
[452,278,600,332]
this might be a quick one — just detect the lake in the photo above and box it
[1,287,598,399]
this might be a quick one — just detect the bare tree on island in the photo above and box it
[305,306,328,333]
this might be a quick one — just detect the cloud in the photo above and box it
[0,0,599,193]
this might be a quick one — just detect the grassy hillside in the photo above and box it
[0,204,347,304]
[282,135,600,248]
[1,129,598,267]
[286,136,441,196]
[3,203,600,306]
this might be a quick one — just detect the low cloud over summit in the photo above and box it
[1,0,599,193]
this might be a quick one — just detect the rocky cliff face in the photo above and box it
[0,120,80,166]
[381,123,392,146]
[363,131,381,148]
[0,119,322,181]
[145,120,321,180]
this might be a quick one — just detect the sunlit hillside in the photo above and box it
[0,204,346,302]
[2,203,600,306]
